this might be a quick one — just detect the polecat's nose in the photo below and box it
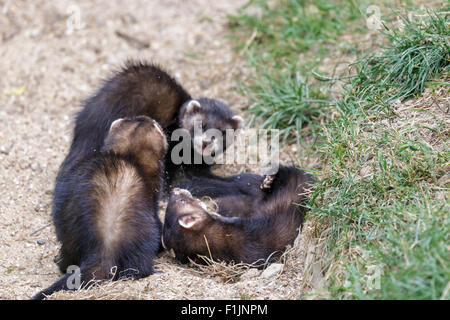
[172,188,192,198]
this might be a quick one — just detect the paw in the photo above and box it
[260,174,275,190]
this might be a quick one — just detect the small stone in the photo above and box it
[260,263,284,279]
[198,80,210,90]
[30,162,41,172]
[18,160,29,170]
[437,174,449,186]
[240,268,260,281]
[0,143,13,155]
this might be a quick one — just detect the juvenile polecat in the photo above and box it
[162,166,314,266]
[174,172,270,219]
[58,61,243,187]
[32,116,168,300]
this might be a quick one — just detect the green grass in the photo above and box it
[313,106,449,298]
[230,1,449,299]
[229,0,363,133]
[242,67,329,140]
[350,11,450,110]
[229,0,362,69]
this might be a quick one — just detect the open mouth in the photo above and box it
[201,143,216,156]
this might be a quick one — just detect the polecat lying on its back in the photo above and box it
[174,172,271,219]
[58,61,243,187]
[32,116,167,300]
[162,166,314,266]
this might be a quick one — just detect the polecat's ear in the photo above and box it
[110,118,124,131]
[231,115,244,129]
[152,119,165,137]
[185,100,202,114]
[178,212,206,230]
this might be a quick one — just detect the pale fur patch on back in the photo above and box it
[92,163,144,253]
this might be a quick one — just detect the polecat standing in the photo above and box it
[162,166,314,266]
[32,116,167,300]
[58,61,243,187]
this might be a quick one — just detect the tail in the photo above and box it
[31,273,73,300]
[31,259,109,300]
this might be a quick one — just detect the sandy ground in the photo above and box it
[0,0,317,300]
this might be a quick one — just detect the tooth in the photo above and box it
[161,234,167,250]
[199,201,207,211]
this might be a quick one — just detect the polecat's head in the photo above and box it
[102,115,168,159]
[179,98,244,158]
[162,188,236,264]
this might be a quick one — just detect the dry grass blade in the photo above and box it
[187,255,265,284]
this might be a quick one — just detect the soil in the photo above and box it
[0,0,316,300]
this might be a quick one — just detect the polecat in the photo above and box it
[162,166,314,266]
[32,116,167,300]
[58,61,243,187]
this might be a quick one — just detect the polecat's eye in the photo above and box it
[180,199,185,204]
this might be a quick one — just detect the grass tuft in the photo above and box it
[308,10,449,299]
[350,11,450,110]
[245,67,329,139]
[230,0,449,299]
[229,0,362,134]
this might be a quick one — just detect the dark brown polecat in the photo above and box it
[58,61,243,188]
[162,166,314,266]
[32,116,167,300]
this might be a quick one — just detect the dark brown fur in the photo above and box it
[162,166,314,266]
[32,116,167,300]
[58,61,243,188]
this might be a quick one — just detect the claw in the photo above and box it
[260,175,275,190]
